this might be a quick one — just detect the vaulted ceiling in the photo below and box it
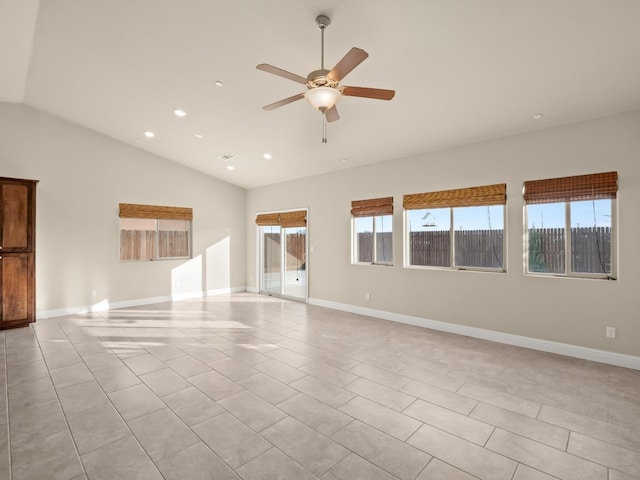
[3,0,640,188]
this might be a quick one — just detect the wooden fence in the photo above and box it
[359,227,611,272]
[263,232,306,272]
[120,230,189,261]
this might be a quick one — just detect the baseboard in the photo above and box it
[309,297,640,371]
[36,286,247,319]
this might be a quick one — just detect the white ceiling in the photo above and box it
[3,1,640,188]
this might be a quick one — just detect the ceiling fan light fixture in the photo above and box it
[305,86,341,112]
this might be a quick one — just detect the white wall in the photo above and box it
[247,109,640,357]
[0,102,246,315]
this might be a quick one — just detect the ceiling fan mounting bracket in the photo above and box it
[306,69,337,89]
[315,15,331,29]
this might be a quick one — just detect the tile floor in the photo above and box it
[1,293,639,480]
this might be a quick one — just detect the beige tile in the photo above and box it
[471,402,568,450]
[183,345,228,364]
[332,420,431,480]
[8,376,57,410]
[157,442,239,480]
[7,359,50,386]
[340,395,421,441]
[265,348,313,368]
[129,408,199,462]
[9,399,68,450]
[81,435,164,480]
[277,393,353,437]
[408,424,517,480]
[517,384,608,421]
[417,458,478,480]
[262,416,349,476]
[139,367,190,397]
[12,429,84,480]
[512,464,559,480]
[164,354,211,378]
[539,404,640,452]
[487,429,606,480]
[209,357,258,381]
[326,453,398,480]
[400,364,464,392]
[349,363,411,390]
[218,389,287,432]
[254,358,308,384]
[67,403,130,454]
[42,347,83,370]
[609,469,640,480]
[57,380,110,416]
[236,448,317,480]
[188,369,244,401]
[238,372,298,405]
[193,412,271,469]
[401,379,478,415]
[146,342,185,361]
[50,362,94,390]
[567,432,640,478]
[83,351,124,372]
[74,340,107,357]
[162,386,224,426]
[345,377,416,411]
[290,375,356,408]
[405,399,493,445]
[123,353,166,375]
[299,360,358,387]
[91,364,141,393]
[108,383,165,421]
[457,383,541,418]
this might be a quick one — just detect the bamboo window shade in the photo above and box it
[255,210,307,228]
[403,183,506,210]
[523,171,618,204]
[119,203,193,220]
[351,197,393,217]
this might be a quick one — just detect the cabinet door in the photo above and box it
[0,254,34,327]
[1,182,33,252]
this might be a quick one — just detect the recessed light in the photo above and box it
[533,113,544,120]
[143,130,155,138]
[173,109,187,117]
[226,165,235,171]
[194,133,204,139]
[263,153,272,160]
[214,80,224,87]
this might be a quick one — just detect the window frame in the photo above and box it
[524,198,616,279]
[403,184,507,273]
[352,214,394,266]
[403,205,506,272]
[119,203,192,262]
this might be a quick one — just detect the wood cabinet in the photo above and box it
[0,177,38,329]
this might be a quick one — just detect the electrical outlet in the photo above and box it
[606,326,616,338]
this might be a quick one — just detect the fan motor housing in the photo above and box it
[307,69,338,88]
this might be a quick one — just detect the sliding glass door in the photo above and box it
[259,223,307,301]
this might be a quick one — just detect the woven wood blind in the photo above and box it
[403,183,506,210]
[119,203,193,220]
[523,171,618,204]
[255,210,307,228]
[351,197,393,217]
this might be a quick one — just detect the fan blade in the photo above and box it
[325,105,339,122]
[328,47,369,82]
[342,86,395,101]
[256,64,308,84]
[262,93,305,111]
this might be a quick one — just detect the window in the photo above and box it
[524,171,617,278]
[351,197,393,265]
[119,203,192,261]
[404,184,506,271]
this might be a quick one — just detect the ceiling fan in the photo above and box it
[256,14,395,142]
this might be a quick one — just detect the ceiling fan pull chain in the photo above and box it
[322,114,328,143]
